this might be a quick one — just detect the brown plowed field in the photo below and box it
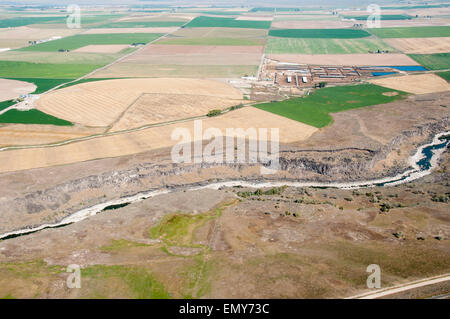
[370,74,450,95]
[0,79,36,102]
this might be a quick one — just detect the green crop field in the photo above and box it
[265,38,393,54]
[408,53,450,70]
[437,71,450,82]
[0,109,73,126]
[93,21,186,28]
[255,84,407,128]
[269,28,371,38]
[343,15,413,20]
[185,16,272,29]
[19,33,163,52]
[368,26,450,38]
[0,100,16,111]
[0,16,66,28]
[157,37,264,46]
[249,7,301,12]
[0,51,119,65]
[0,61,103,79]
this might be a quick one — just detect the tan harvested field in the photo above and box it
[267,53,419,66]
[0,107,317,173]
[0,79,36,102]
[91,63,258,78]
[82,27,179,34]
[36,78,243,127]
[110,93,245,132]
[117,14,194,22]
[120,44,264,65]
[129,44,265,55]
[0,124,103,147]
[370,74,450,95]
[371,18,450,27]
[169,27,268,38]
[384,37,450,54]
[72,44,130,53]
[271,20,354,29]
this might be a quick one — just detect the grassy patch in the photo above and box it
[265,38,393,54]
[408,53,450,70]
[437,71,450,82]
[0,61,103,79]
[186,16,271,29]
[99,239,150,252]
[82,265,170,299]
[269,28,371,39]
[19,33,163,52]
[368,26,450,38]
[156,37,264,46]
[255,84,407,128]
[0,109,73,126]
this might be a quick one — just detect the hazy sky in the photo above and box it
[0,0,410,7]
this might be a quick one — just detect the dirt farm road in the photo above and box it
[347,273,450,299]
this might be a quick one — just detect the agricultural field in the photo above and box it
[0,61,103,79]
[19,33,163,52]
[256,84,407,128]
[370,74,450,94]
[0,107,317,173]
[384,37,450,54]
[437,71,450,82]
[265,38,394,54]
[35,78,245,127]
[185,16,272,29]
[155,37,264,46]
[92,21,187,28]
[0,79,36,102]
[368,26,450,38]
[0,109,72,126]
[408,53,450,70]
[268,29,371,38]
[343,15,413,20]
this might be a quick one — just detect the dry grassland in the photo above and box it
[384,37,450,54]
[36,78,243,127]
[0,79,36,102]
[73,44,130,53]
[267,53,419,66]
[370,74,450,94]
[0,107,317,173]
